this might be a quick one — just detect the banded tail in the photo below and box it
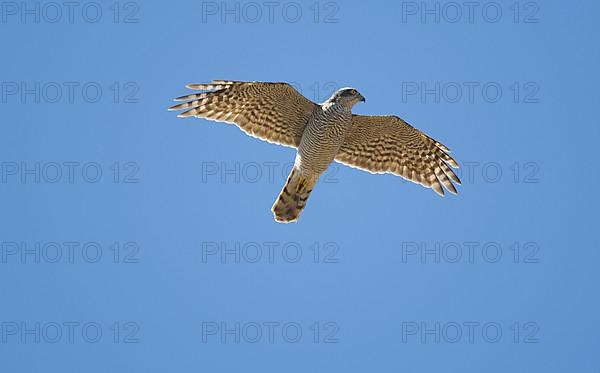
[272,168,317,223]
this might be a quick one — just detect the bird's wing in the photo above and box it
[335,115,461,196]
[169,80,318,148]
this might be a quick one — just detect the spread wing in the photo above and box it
[169,80,317,148]
[335,115,461,196]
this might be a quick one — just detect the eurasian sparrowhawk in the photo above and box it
[169,80,461,223]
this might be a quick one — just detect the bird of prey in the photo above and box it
[169,80,460,223]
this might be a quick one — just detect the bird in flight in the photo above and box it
[169,80,461,223]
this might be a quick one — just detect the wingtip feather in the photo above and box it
[432,182,445,197]
[177,109,198,118]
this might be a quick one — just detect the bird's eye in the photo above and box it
[350,89,357,95]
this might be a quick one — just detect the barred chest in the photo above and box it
[308,104,352,140]
[297,104,353,174]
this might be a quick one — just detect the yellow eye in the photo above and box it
[350,89,357,95]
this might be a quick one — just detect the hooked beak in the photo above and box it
[359,95,366,103]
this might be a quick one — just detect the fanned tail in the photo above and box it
[272,168,316,223]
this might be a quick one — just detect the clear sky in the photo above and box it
[1,0,599,372]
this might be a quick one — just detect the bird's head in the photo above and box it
[329,87,366,108]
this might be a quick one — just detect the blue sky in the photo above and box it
[1,0,599,372]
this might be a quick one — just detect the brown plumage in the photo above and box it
[271,167,317,223]
[169,80,460,222]
[336,115,461,196]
